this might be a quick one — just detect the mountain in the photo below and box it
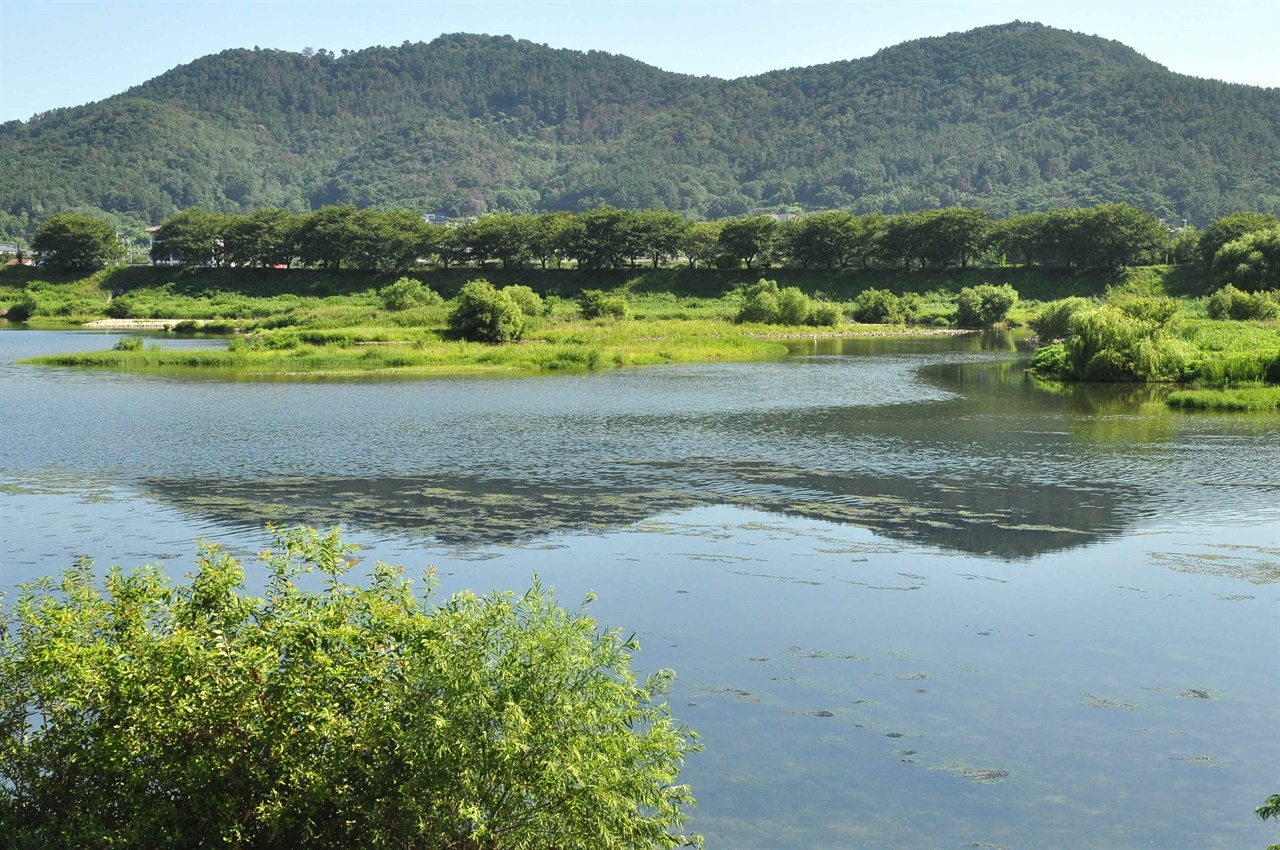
[2,22,1278,240]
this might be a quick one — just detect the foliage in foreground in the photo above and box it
[0,527,701,850]
[1258,793,1280,850]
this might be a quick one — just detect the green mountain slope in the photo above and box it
[2,22,1277,240]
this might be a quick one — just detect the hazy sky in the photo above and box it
[1,0,1277,123]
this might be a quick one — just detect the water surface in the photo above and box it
[2,327,1277,849]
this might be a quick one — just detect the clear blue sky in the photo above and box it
[1,0,1277,123]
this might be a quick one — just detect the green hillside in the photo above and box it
[2,22,1278,241]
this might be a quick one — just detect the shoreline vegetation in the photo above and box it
[3,264,1278,410]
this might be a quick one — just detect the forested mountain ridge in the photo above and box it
[2,22,1278,241]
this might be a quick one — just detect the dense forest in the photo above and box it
[2,22,1278,242]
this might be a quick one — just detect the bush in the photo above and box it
[1029,342,1070,376]
[105,296,135,319]
[735,279,781,323]
[807,301,844,327]
[735,279,819,325]
[776,286,813,325]
[579,289,630,320]
[955,283,1018,327]
[379,276,441,311]
[1206,284,1280,321]
[0,529,701,850]
[1110,293,1180,326]
[1030,297,1092,340]
[112,336,144,351]
[1038,304,1195,383]
[501,284,544,318]
[849,288,907,324]
[3,298,35,322]
[447,279,525,342]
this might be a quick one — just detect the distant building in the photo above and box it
[422,214,448,224]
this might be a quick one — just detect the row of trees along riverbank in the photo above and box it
[21,207,1280,289]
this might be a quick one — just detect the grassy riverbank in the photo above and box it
[26,320,799,375]
[11,264,1277,403]
[3,264,1010,376]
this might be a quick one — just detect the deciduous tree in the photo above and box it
[31,213,125,269]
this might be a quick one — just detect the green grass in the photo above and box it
[1166,385,1280,411]
[23,332,794,376]
[7,263,1259,382]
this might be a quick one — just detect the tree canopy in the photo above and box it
[30,214,124,269]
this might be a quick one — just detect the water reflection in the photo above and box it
[6,328,1276,562]
[141,461,1124,559]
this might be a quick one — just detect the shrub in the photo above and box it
[807,301,844,327]
[776,286,813,325]
[955,283,1018,327]
[735,279,781,323]
[379,276,441,311]
[849,288,906,324]
[1029,342,1070,376]
[0,528,701,850]
[1041,304,1195,383]
[735,279,818,325]
[105,296,135,319]
[1206,285,1280,321]
[579,289,630,320]
[1030,297,1092,340]
[1109,293,1180,327]
[3,298,35,322]
[501,284,544,318]
[112,336,144,351]
[448,279,525,342]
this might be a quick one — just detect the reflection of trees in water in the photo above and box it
[143,459,1130,560]
[140,352,1189,560]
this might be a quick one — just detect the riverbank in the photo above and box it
[22,320,990,377]
[8,264,1276,401]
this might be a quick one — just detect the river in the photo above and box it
[1,326,1277,849]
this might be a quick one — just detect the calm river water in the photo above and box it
[1,327,1277,849]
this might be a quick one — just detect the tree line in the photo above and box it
[26,205,1279,290]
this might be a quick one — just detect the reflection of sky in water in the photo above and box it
[2,328,1278,848]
